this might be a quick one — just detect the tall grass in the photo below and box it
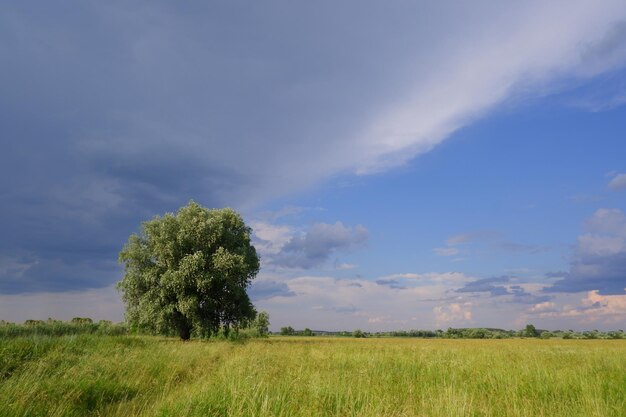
[1,336,625,416]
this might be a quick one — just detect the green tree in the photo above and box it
[524,324,539,338]
[254,311,270,337]
[280,326,295,336]
[117,202,260,340]
[71,317,93,325]
[353,329,366,338]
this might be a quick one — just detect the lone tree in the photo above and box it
[117,201,260,340]
[524,324,539,338]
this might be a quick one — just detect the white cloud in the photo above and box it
[533,291,626,324]
[251,221,294,259]
[433,303,473,327]
[378,272,470,284]
[608,173,626,190]
[577,235,624,256]
[434,247,460,256]
[446,233,475,246]
[335,262,357,270]
[530,301,556,313]
[378,273,420,280]
[585,208,626,236]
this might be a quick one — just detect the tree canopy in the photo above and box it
[117,201,260,339]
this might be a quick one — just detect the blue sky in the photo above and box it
[1,1,626,331]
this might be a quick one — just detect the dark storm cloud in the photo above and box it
[0,1,412,292]
[580,20,626,71]
[456,276,550,304]
[455,276,513,296]
[544,209,626,295]
[507,285,551,305]
[545,252,626,295]
[375,279,406,290]
[248,281,296,301]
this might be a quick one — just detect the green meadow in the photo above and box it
[1,335,625,417]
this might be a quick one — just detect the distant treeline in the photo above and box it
[279,326,316,336]
[3,320,624,340]
[0,318,127,338]
[278,325,625,339]
[0,312,271,341]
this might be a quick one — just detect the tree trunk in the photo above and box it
[179,323,191,340]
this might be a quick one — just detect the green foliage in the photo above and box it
[276,326,625,340]
[583,330,599,339]
[385,329,441,338]
[442,328,516,339]
[71,317,94,325]
[280,326,295,336]
[279,327,316,336]
[352,329,366,338]
[0,320,127,339]
[229,311,271,340]
[253,311,270,337]
[524,324,539,338]
[117,201,260,340]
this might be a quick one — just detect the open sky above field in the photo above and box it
[1,1,626,331]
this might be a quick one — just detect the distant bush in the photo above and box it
[583,331,599,339]
[278,326,316,336]
[524,324,539,338]
[0,320,127,339]
[280,326,296,336]
[353,329,366,338]
[272,325,624,340]
[71,317,94,325]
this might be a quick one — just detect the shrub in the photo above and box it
[353,329,366,338]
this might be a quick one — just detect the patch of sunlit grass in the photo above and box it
[1,336,625,416]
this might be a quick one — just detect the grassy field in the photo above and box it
[1,335,625,417]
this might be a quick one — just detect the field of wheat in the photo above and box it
[1,335,625,417]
